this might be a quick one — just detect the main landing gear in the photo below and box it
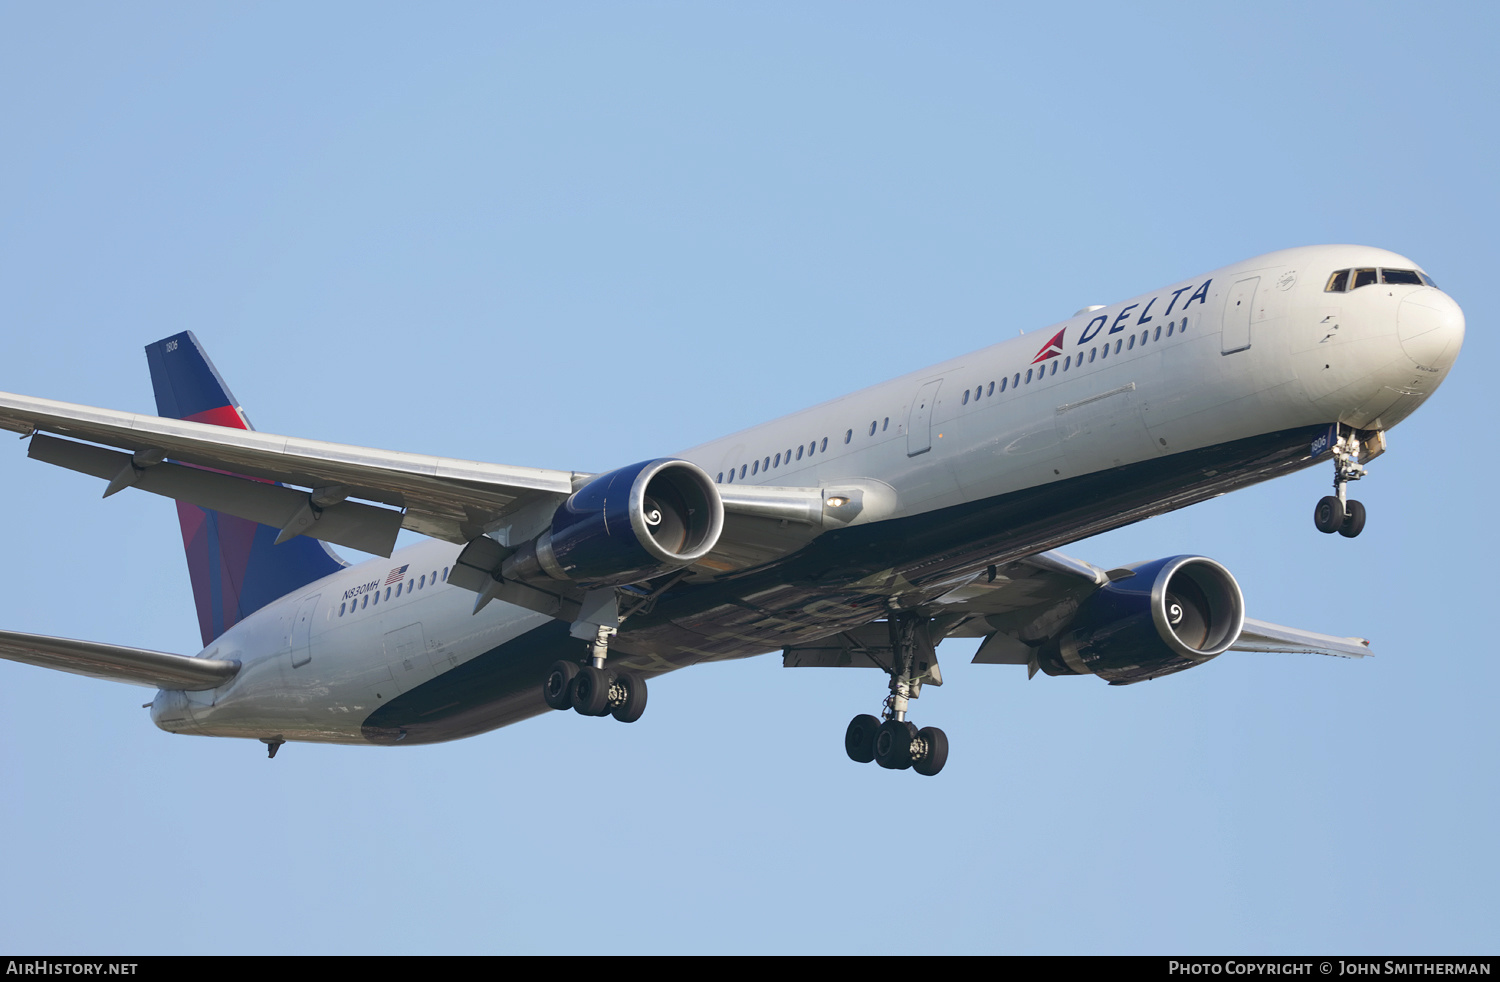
[542,623,649,723]
[1314,426,1379,538]
[844,612,949,777]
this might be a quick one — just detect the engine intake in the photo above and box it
[509,458,724,588]
[1037,556,1245,684]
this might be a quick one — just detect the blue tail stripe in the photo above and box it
[146,331,244,421]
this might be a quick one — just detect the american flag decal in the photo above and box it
[384,565,410,585]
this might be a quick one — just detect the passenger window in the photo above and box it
[339,602,346,616]
[1141,330,1148,345]
[962,390,970,405]
[1154,326,1161,341]
[785,448,791,461]
[1382,269,1423,285]
[752,460,759,475]
[1115,339,1123,353]
[796,446,803,460]
[1012,373,1020,388]
[763,456,770,471]
[1181,317,1189,331]
[1167,321,1175,336]
[1326,269,1350,292]
[868,421,877,436]
[883,417,889,431]
[986,382,994,397]
[1050,361,1058,375]
[727,469,734,483]
[361,594,369,609]
[774,453,781,467]
[1063,356,1071,370]
[740,465,747,478]
[1352,268,1378,289]
[1089,348,1096,363]
[385,587,392,601]
[999,376,1007,392]
[1025,368,1033,383]
[1128,335,1136,350]
[443,567,449,581]
[820,437,828,452]
[419,575,426,589]
[844,429,852,444]
[373,591,380,606]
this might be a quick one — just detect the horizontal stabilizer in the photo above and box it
[1231,618,1372,659]
[0,629,240,689]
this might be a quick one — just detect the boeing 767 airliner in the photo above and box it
[0,245,1464,775]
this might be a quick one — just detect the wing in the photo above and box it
[0,390,578,555]
[940,549,1371,664]
[783,548,1370,682]
[1231,618,1371,658]
[0,391,835,563]
[0,629,239,689]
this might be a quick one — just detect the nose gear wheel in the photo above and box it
[1314,425,1376,539]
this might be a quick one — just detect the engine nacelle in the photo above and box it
[1036,556,1245,684]
[507,458,724,589]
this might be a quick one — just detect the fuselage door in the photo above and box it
[907,379,943,457]
[290,593,319,668]
[1222,277,1259,354]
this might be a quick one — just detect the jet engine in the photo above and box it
[503,458,724,588]
[1035,556,1245,684]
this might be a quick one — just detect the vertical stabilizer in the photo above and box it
[145,332,345,647]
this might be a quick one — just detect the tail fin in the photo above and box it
[145,332,345,647]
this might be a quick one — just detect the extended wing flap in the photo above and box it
[30,434,406,556]
[0,629,239,690]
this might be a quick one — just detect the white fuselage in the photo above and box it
[154,245,1464,745]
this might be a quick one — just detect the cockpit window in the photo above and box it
[1326,267,1438,292]
[1381,269,1423,286]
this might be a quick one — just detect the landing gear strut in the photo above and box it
[843,612,949,776]
[1314,426,1377,538]
[541,623,649,723]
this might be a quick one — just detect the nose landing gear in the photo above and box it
[1314,426,1381,538]
[843,613,949,776]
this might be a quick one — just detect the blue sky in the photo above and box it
[0,2,1494,954]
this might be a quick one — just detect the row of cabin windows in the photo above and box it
[1325,268,1436,292]
[716,419,888,483]
[960,318,1190,403]
[716,317,1193,482]
[337,567,449,617]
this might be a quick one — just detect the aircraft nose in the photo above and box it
[1398,290,1465,371]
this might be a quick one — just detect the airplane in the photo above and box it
[0,245,1465,776]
